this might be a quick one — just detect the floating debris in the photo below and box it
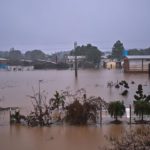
[131,81,135,84]
[115,84,120,88]
[121,90,128,96]
[107,81,113,88]
[119,80,129,88]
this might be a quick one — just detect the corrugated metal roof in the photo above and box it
[37,59,57,64]
[0,58,7,61]
[126,55,150,59]
[67,56,86,60]
[21,59,32,62]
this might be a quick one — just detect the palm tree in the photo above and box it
[108,101,125,122]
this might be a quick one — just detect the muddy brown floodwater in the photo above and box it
[0,69,150,150]
[0,115,126,150]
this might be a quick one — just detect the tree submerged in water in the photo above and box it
[10,88,108,126]
[108,101,125,123]
[111,40,124,61]
[27,89,67,126]
[64,89,108,125]
[134,84,150,122]
[65,99,97,125]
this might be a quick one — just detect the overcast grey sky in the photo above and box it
[0,0,150,53]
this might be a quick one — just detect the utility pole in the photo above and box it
[100,102,102,126]
[9,107,12,123]
[38,80,43,106]
[148,63,150,77]
[129,104,131,125]
[74,42,78,78]
[56,55,58,64]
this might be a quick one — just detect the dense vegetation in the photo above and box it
[110,40,150,60]
[0,48,48,65]
[111,40,124,61]
[134,84,150,122]
[10,89,108,126]
[128,48,150,55]
[105,126,150,150]
[65,100,97,125]
[108,101,125,123]
[70,44,101,68]
[24,50,46,60]
[0,44,102,68]
[9,81,150,126]
[1,42,150,68]
[0,48,47,60]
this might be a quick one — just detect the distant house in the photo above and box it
[123,55,150,73]
[67,56,86,62]
[0,58,8,69]
[101,57,122,69]
[67,56,86,68]
[0,58,7,64]
[21,59,33,65]
[106,61,117,69]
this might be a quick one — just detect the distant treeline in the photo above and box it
[128,48,150,55]
[0,48,70,69]
[0,48,49,61]
[111,40,150,61]
[70,44,101,64]
[1,43,149,67]
[0,44,102,68]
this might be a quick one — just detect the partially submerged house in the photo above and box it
[104,60,116,69]
[123,55,150,73]
[101,56,121,69]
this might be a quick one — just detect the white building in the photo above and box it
[124,55,150,73]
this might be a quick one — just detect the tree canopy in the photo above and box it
[108,101,125,122]
[70,44,101,64]
[24,50,46,60]
[65,99,97,125]
[134,84,150,121]
[128,48,150,55]
[8,48,23,65]
[112,40,124,61]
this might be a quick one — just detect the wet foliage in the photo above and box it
[108,101,125,122]
[134,84,146,101]
[9,83,150,126]
[10,89,108,126]
[65,89,108,125]
[10,110,26,124]
[49,91,65,110]
[134,84,150,122]
[65,100,97,125]
[104,126,150,150]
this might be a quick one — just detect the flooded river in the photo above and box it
[0,69,150,150]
